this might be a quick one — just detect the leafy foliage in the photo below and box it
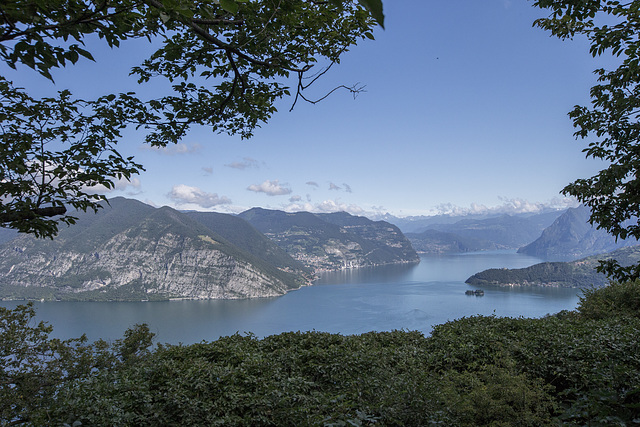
[0,303,154,425]
[577,278,640,319]
[1,0,380,238]
[532,0,640,280]
[0,78,144,238]
[3,282,640,425]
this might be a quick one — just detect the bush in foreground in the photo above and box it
[2,281,640,426]
[577,278,640,320]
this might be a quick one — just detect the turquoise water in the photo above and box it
[1,252,583,344]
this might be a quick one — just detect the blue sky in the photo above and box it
[4,0,614,218]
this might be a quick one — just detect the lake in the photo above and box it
[0,251,584,345]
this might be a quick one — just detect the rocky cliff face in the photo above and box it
[0,198,304,301]
[2,232,291,300]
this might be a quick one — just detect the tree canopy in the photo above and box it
[0,0,382,238]
[533,0,640,281]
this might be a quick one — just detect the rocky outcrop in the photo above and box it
[2,233,292,300]
[0,198,305,301]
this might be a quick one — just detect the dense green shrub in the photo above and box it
[577,279,640,319]
[3,285,640,426]
[426,314,640,425]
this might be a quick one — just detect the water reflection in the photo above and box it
[316,261,418,285]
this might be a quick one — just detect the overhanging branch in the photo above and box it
[0,206,67,224]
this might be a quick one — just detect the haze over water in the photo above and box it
[1,251,582,345]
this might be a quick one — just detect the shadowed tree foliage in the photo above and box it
[0,0,383,238]
[532,0,640,281]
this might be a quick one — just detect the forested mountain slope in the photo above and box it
[238,208,419,271]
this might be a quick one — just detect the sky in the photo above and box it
[3,0,617,218]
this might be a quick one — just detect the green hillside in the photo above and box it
[238,208,419,271]
[186,211,311,277]
[466,245,640,288]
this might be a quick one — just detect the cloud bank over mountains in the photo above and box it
[167,184,231,208]
[282,199,365,216]
[432,197,579,217]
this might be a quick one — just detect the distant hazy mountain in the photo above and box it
[410,211,564,252]
[0,198,307,301]
[517,205,638,261]
[238,208,419,271]
[380,210,565,235]
[405,229,499,254]
[466,245,640,288]
[375,213,491,234]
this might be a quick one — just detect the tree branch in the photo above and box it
[0,206,67,224]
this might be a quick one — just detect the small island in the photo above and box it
[466,245,640,288]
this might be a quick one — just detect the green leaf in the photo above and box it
[219,0,239,14]
[358,0,384,29]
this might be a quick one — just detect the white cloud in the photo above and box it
[247,180,292,196]
[306,181,319,188]
[202,167,213,175]
[343,183,352,193]
[434,197,579,216]
[329,182,341,191]
[142,142,202,156]
[167,184,232,208]
[282,199,365,216]
[84,177,142,195]
[289,195,302,202]
[225,157,260,170]
[317,200,364,215]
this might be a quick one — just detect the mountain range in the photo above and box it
[404,211,564,254]
[0,198,418,301]
[3,196,640,301]
[237,208,419,271]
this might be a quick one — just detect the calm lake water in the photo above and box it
[1,251,584,345]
